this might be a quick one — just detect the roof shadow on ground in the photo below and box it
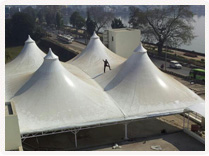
[22,116,188,151]
[161,132,205,151]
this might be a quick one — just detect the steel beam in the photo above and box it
[124,123,129,140]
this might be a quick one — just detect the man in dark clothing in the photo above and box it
[160,64,164,70]
[103,59,111,73]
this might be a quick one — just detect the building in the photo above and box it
[5,102,23,151]
[103,28,141,58]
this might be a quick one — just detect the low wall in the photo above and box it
[159,69,204,85]
[183,128,205,144]
[148,52,204,68]
[143,42,205,56]
[38,38,77,62]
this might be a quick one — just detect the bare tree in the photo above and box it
[87,6,114,33]
[129,6,195,55]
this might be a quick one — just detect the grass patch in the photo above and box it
[5,46,23,63]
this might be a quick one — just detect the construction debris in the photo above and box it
[112,143,122,149]
[151,145,162,151]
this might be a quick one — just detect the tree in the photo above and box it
[56,12,63,29]
[36,6,45,24]
[44,6,62,26]
[11,12,35,45]
[129,6,195,55]
[85,11,96,37]
[9,6,20,16]
[22,6,36,22]
[5,19,13,47]
[70,11,85,30]
[111,18,125,29]
[87,6,114,33]
[45,8,55,26]
[33,26,46,41]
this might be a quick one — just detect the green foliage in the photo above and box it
[56,12,63,29]
[111,18,125,29]
[45,10,55,25]
[201,59,205,62]
[148,47,204,67]
[22,6,36,22]
[5,12,46,47]
[37,8,45,24]
[129,6,195,55]
[11,12,35,45]
[70,11,85,30]
[5,19,13,47]
[43,6,62,26]
[33,26,46,41]
[5,46,23,63]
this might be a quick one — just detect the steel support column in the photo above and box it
[187,112,190,129]
[183,113,185,129]
[124,123,129,140]
[36,137,39,148]
[72,130,80,148]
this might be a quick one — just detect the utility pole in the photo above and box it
[165,45,168,71]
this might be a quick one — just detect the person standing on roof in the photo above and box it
[160,63,164,70]
[103,59,111,73]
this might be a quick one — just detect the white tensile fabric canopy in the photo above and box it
[5,35,46,102]
[6,34,204,135]
[12,49,125,135]
[68,32,126,78]
[95,43,205,118]
[184,103,205,117]
[6,35,45,75]
[5,73,33,102]
[62,63,102,88]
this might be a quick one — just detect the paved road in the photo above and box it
[44,28,191,76]
[150,57,191,76]
[45,29,86,53]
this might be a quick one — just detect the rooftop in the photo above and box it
[108,28,140,32]
[5,102,14,116]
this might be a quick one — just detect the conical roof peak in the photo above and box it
[134,43,147,53]
[44,48,58,60]
[91,31,99,39]
[25,35,35,44]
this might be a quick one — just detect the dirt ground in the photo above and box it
[172,75,205,100]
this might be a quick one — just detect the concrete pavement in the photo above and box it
[93,132,204,151]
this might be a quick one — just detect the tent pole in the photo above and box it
[75,132,77,148]
[36,137,39,148]
[187,112,190,129]
[124,123,129,140]
[183,113,185,129]
[73,130,79,148]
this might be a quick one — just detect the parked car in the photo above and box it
[169,60,182,69]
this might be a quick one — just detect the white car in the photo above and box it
[169,60,182,69]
